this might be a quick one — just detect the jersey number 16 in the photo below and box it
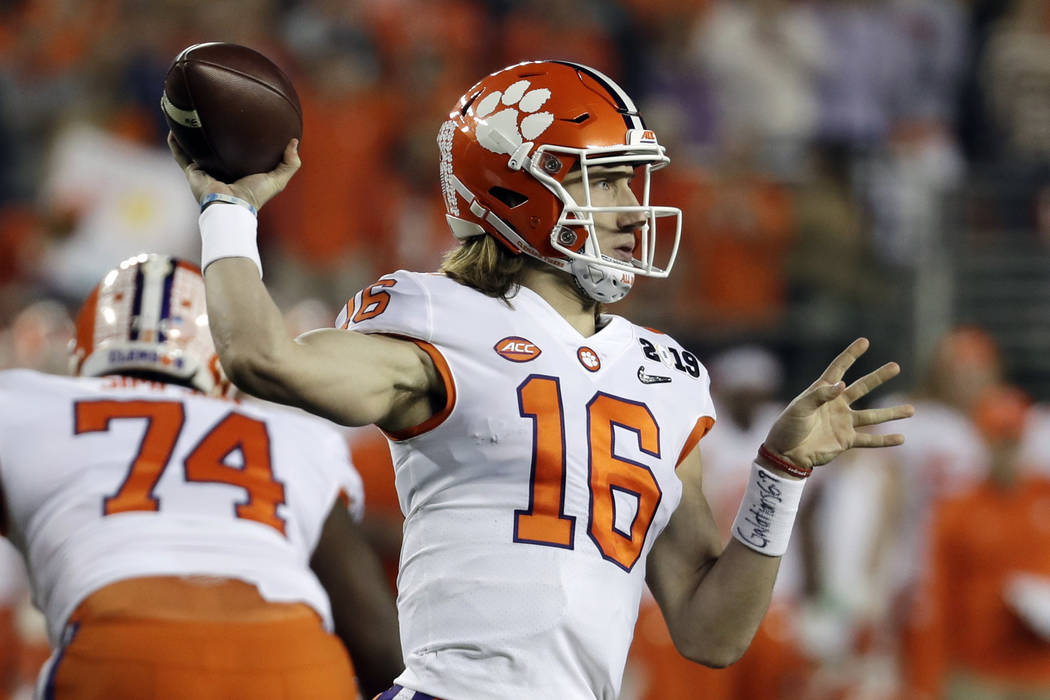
[514,375,662,572]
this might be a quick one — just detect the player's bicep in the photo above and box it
[646,447,723,619]
[265,328,436,429]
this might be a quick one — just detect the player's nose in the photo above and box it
[613,202,646,232]
[617,181,641,207]
[616,189,645,230]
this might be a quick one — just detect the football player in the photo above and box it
[171,61,913,699]
[0,254,402,699]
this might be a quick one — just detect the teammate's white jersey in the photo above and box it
[0,369,363,646]
[699,400,784,531]
[337,271,716,700]
[1019,403,1050,476]
[698,400,808,599]
[878,396,987,591]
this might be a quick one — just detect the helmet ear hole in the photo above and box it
[489,186,528,208]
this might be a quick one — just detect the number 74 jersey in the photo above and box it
[339,271,717,700]
[0,369,363,646]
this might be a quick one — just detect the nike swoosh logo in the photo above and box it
[637,365,671,384]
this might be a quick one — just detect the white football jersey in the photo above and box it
[879,396,988,590]
[0,369,363,645]
[337,271,716,700]
[1019,403,1050,476]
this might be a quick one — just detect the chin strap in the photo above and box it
[569,257,633,303]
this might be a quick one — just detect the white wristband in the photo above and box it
[199,202,262,278]
[731,462,806,557]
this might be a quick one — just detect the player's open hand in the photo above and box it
[168,133,300,212]
[763,338,913,469]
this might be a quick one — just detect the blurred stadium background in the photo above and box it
[2,0,1050,698]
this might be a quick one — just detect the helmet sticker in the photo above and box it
[438,119,459,216]
[474,80,554,156]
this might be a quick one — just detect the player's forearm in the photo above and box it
[663,538,781,667]
[651,454,804,667]
[194,197,306,403]
[203,258,297,401]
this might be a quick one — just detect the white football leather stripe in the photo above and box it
[161,93,201,128]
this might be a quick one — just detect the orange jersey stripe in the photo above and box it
[384,339,456,442]
[676,416,714,468]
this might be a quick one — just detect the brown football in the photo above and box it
[162,42,302,182]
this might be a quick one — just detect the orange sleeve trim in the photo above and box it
[336,488,351,510]
[383,339,456,442]
[676,416,714,469]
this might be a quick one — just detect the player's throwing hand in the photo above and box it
[168,132,300,212]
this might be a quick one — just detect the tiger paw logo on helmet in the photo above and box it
[473,80,554,157]
[439,60,684,304]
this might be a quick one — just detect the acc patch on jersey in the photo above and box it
[494,336,542,362]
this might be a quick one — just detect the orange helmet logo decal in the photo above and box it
[474,80,555,157]
[577,346,601,372]
[495,336,542,362]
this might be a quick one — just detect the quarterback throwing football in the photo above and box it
[171,61,913,700]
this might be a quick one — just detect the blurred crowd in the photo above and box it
[3,0,1050,374]
[3,0,1050,698]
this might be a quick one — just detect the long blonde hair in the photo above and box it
[439,235,603,320]
[439,235,533,299]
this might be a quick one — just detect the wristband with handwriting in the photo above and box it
[731,462,806,557]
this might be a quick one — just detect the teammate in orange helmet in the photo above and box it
[0,254,402,699]
[170,60,912,698]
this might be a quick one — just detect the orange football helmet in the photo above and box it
[439,60,682,302]
[71,254,228,396]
